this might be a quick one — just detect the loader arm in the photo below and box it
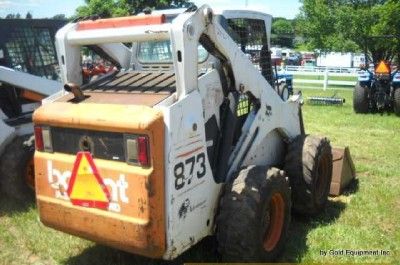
[169,6,303,177]
[0,66,62,97]
[0,66,63,155]
[53,5,303,178]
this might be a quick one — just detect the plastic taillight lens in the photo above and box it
[34,126,53,152]
[125,135,150,167]
[126,138,138,164]
[42,127,53,152]
[34,126,44,151]
[138,136,149,167]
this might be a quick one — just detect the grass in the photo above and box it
[1,88,399,264]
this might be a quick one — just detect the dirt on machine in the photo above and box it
[31,5,338,262]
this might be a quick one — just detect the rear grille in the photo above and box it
[51,127,125,162]
[83,71,177,94]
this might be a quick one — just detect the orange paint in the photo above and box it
[77,14,166,31]
[33,103,166,258]
[375,61,390,74]
[20,90,45,101]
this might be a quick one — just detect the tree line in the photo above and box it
[2,0,399,63]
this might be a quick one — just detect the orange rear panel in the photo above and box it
[33,102,165,257]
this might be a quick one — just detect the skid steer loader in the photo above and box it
[33,6,333,261]
[0,19,65,198]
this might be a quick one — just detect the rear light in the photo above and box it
[42,127,53,152]
[34,126,53,152]
[125,135,150,167]
[138,136,150,167]
[34,126,44,151]
[126,138,138,164]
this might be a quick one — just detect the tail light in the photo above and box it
[34,126,44,151]
[138,136,149,167]
[125,135,150,167]
[34,126,53,152]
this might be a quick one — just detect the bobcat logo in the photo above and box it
[178,199,191,219]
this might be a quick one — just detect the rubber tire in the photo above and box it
[284,135,332,215]
[394,88,400,117]
[0,136,35,201]
[217,166,291,262]
[278,84,289,101]
[353,82,369,113]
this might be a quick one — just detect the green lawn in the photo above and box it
[0,88,399,264]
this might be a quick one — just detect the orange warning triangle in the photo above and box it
[67,152,110,209]
[375,61,390,74]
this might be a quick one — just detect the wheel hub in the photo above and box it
[263,192,285,252]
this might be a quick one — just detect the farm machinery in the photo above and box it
[31,5,335,262]
[353,35,400,115]
[0,19,65,197]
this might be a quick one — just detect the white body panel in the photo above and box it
[97,43,132,69]
[0,66,62,96]
[67,24,171,45]
[158,90,222,259]
[0,66,63,156]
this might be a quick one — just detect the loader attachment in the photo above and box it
[330,147,356,196]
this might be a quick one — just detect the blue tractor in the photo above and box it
[275,72,294,101]
[353,36,400,116]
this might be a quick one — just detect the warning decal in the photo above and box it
[375,61,390,74]
[67,152,111,210]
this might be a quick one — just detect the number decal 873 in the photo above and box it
[174,152,206,190]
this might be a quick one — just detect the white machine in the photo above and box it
[0,65,62,155]
[33,5,333,262]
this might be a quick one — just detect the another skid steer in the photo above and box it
[33,6,333,261]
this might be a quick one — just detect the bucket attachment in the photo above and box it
[330,146,356,196]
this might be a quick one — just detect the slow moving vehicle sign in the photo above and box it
[67,152,111,209]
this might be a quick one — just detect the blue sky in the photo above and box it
[0,0,301,19]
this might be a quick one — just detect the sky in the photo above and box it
[0,0,301,19]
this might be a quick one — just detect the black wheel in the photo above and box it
[394,88,400,117]
[0,136,35,201]
[278,84,289,101]
[217,166,291,262]
[284,135,332,215]
[353,82,369,113]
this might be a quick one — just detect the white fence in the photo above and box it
[281,65,358,90]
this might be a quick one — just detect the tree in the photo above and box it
[271,18,295,48]
[52,14,67,20]
[75,0,193,18]
[5,13,21,19]
[26,12,33,19]
[297,0,400,64]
